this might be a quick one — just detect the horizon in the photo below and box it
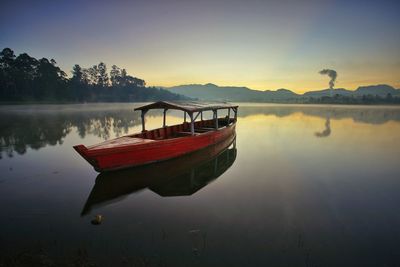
[1,0,399,93]
[161,82,399,93]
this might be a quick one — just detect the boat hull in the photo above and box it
[74,123,236,172]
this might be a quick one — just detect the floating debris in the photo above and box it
[188,229,203,256]
[91,214,103,225]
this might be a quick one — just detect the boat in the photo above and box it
[73,101,238,172]
[81,136,237,215]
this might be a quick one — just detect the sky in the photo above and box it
[1,0,399,93]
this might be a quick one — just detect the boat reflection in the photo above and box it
[81,135,237,216]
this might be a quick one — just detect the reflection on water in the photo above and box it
[1,104,400,157]
[1,103,400,266]
[238,104,400,124]
[82,137,236,216]
[315,117,331,137]
[0,104,143,157]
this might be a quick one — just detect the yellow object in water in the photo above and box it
[91,214,103,225]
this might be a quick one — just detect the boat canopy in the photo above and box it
[135,101,238,134]
[134,101,238,113]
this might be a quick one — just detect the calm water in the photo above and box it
[1,103,400,266]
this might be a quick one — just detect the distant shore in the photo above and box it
[1,100,400,106]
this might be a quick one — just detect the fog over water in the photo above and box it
[1,103,400,266]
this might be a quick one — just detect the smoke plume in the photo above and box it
[319,69,337,96]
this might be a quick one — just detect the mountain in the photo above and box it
[166,83,399,101]
[355,84,398,96]
[303,88,353,98]
[304,84,399,98]
[168,83,299,101]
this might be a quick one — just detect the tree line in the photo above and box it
[304,94,400,105]
[0,48,187,102]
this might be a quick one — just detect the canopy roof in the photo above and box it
[134,101,238,113]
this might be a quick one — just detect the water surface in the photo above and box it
[1,103,400,266]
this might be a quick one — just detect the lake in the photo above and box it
[1,103,400,267]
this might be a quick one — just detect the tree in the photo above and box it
[13,53,38,98]
[88,65,99,86]
[120,68,127,86]
[117,68,146,87]
[0,47,189,103]
[110,65,121,86]
[35,58,67,99]
[126,75,146,87]
[386,93,393,103]
[71,64,83,83]
[97,62,109,87]
[81,68,90,85]
[0,48,17,97]
[0,48,16,69]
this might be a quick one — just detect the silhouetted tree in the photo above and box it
[110,65,121,86]
[0,48,16,98]
[34,58,67,99]
[97,62,109,87]
[0,47,187,102]
[120,68,128,86]
[71,64,83,83]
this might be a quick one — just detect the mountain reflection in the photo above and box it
[238,105,400,124]
[1,104,400,158]
[81,137,237,216]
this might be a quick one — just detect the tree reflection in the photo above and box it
[1,104,400,158]
[0,108,143,158]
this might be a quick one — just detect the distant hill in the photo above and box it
[168,83,299,101]
[355,84,398,96]
[303,88,353,98]
[167,83,399,102]
[305,84,399,98]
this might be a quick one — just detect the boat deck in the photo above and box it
[88,137,155,150]
[133,118,233,140]
[86,119,234,151]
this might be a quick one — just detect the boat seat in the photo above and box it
[194,129,210,133]
[176,131,199,136]
[195,127,215,130]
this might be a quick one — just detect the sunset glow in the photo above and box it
[1,0,399,92]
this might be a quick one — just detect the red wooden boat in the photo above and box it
[73,101,238,172]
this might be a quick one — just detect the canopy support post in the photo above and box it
[189,112,194,135]
[227,108,231,124]
[214,110,218,130]
[163,109,168,127]
[141,110,148,132]
[184,111,187,123]
[200,111,203,121]
[193,111,201,121]
[233,108,237,121]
